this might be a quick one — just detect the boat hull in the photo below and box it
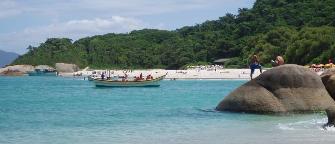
[27,71,57,76]
[87,76,95,81]
[95,80,161,87]
[94,75,165,87]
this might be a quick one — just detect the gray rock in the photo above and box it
[324,106,335,128]
[0,65,34,74]
[321,68,335,101]
[216,64,335,113]
[55,63,79,73]
[0,69,25,76]
[321,68,335,77]
[35,65,55,71]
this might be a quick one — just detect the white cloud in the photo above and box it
[0,0,254,54]
[66,0,212,16]
[0,0,22,19]
[23,16,147,37]
[0,16,160,54]
[1,0,249,19]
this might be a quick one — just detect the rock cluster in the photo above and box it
[55,63,79,73]
[0,65,34,76]
[216,64,335,113]
[321,69,335,101]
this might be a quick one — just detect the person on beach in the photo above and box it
[146,74,153,80]
[271,56,285,67]
[250,55,262,79]
[101,72,105,80]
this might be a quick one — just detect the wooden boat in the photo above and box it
[93,74,166,87]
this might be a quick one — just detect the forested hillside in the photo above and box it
[12,0,335,69]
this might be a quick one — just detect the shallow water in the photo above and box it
[0,77,334,144]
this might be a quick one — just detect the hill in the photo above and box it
[0,50,19,68]
[12,0,335,69]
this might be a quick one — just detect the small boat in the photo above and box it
[93,74,166,87]
[87,75,100,81]
[28,65,57,76]
[27,69,57,76]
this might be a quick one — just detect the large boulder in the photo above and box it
[0,65,34,74]
[321,68,335,77]
[216,64,335,113]
[0,69,25,76]
[55,63,79,73]
[7,65,34,73]
[321,68,335,100]
[0,65,34,76]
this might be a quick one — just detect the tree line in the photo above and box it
[12,0,335,69]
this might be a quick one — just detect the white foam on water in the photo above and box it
[278,123,295,130]
[322,126,335,132]
[277,118,328,131]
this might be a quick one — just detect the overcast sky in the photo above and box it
[0,0,255,54]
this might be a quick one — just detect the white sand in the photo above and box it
[165,69,264,80]
[61,68,266,80]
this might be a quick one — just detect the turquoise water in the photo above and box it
[0,77,334,144]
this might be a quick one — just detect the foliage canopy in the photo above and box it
[13,0,335,69]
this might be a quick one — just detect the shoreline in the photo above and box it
[59,69,265,80]
[1,66,325,80]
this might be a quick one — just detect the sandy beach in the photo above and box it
[61,68,266,80]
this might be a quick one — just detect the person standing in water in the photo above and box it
[250,55,262,79]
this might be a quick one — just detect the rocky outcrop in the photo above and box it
[0,69,25,76]
[5,65,34,73]
[55,63,79,73]
[0,65,34,75]
[321,68,335,101]
[35,65,55,71]
[0,65,57,76]
[216,64,335,113]
[321,68,335,77]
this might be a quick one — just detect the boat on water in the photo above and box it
[27,69,57,76]
[87,75,99,81]
[27,65,57,76]
[93,74,166,87]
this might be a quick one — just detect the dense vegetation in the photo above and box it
[12,0,335,69]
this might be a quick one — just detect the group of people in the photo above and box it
[187,65,224,71]
[308,59,335,72]
[249,55,284,79]
[100,72,154,81]
[134,73,154,81]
